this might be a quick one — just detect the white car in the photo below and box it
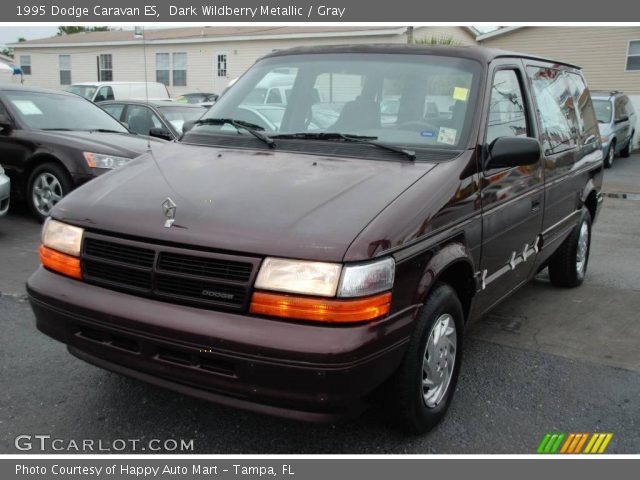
[66,82,171,103]
[0,165,10,217]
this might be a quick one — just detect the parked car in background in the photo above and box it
[101,100,208,140]
[28,45,603,434]
[66,82,171,103]
[176,93,219,104]
[592,90,637,168]
[0,86,165,221]
[233,104,338,132]
[0,165,9,217]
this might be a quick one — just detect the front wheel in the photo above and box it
[386,282,464,434]
[548,207,592,288]
[27,163,73,222]
[620,132,634,158]
[604,141,615,168]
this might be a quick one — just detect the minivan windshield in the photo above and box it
[5,91,129,133]
[592,99,613,124]
[187,53,482,152]
[66,85,98,100]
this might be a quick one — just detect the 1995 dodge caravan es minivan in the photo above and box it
[28,45,604,433]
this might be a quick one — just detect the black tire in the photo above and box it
[620,132,634,158]
[386,282,464,434]
[548,207,592,288]
[604,140,615,168]
[27,162,73,222]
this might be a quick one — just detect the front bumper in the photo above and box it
[0,172,10,216]
[27,267,415,422]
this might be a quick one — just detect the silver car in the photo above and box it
[0,164,9,217]
[592,90,637,168]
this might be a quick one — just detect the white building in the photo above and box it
[9,26,477,97]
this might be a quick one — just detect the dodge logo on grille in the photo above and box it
[201,289,234,300]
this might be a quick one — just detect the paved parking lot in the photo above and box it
[1,154,639,454]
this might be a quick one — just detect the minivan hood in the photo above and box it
[32,130,165,157]
[54,143,440,262]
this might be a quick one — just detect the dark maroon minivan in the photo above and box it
[28,45,603,433]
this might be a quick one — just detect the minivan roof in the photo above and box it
[261,44,582,70]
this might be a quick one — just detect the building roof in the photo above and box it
[10,26,410,48]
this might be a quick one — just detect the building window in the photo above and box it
[156,53,170,85]
[59,55,71,85]
[172,52,187,87]
[19,55,31,75]
[98,54,112,81]
[156,53,187,86]
[627,41,640,71]
[216,54,227,77]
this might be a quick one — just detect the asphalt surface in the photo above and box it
[1,153,639,454]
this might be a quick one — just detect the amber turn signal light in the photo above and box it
[39,245,82,280]
[249,291,392,323]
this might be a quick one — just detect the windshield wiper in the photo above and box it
[270,132,416,161]
[86,128,126,133]
[193,118,275,148]
[41,128,74,131]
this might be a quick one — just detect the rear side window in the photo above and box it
[565,72,599,146]
[101,104,125,121]
[486,69,529,146]
[528,67,578,154]
[614,96,631,121]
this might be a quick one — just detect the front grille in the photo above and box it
[82,234,260,311]
[85,238,155,267]
[158,252,252,282]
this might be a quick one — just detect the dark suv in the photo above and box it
[28,45,603,433]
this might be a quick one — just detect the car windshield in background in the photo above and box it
[5,91,129,132]
[66,85,97,100]
[188,53,481,152]
[158,105,207,133]
[592,99,613,124]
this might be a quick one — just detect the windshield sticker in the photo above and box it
[437,127,457,145]
[11,100,43,115]
[453,87,470,102]
[420,130,435,138]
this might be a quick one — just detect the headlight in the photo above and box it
[251,256,395,323]
[338,257,395,297]
[42,218,84,257]
[83,152,131,169]
[255,257,342,297]
[600,135,609,143]
[40,219,84,280]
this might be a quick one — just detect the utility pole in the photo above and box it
[407,26,414,44]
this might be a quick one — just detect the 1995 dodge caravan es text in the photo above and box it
[27,45,603,433]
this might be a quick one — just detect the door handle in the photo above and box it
[531,198,541,213]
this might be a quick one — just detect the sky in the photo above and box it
[0,25,500,48]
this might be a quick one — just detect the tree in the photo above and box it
[57,26,109,36]
[413,35,463,46]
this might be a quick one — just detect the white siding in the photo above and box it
[15,27,477,96]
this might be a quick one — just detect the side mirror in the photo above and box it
[0,112,12,131]
[182,120,196,133]
[614,115,629,124]
[485,136,541,170]
[148,127,173,141]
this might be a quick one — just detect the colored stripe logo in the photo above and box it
[537,433,613,454]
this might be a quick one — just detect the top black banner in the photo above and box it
[5,0,639,22]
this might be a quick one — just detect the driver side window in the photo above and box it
[486,69,529,146]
